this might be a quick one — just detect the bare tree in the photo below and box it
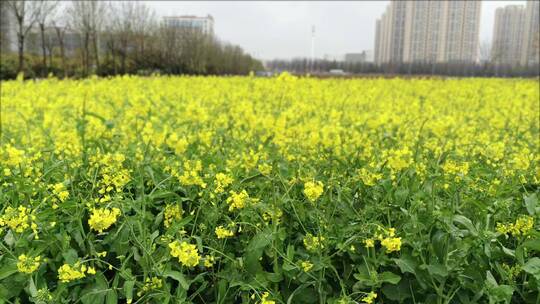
[131,3,155,67]
[52,21,68,77]
[5,0,40,73]
[110,2,135,74]
[67,1,105,75]
[36,0,59,75]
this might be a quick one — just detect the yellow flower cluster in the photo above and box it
[380,237,402,253]
[178,160,207,188]
[88,207,121,233]
[90,153,131,198]
[226,190,258,211]
[164,204,182,228]
[259,292,276,304]
[367,227,403,253]
[2,144,25,167]
[496,216,534,237]
[303,181,324,202]
[52,182,70,204]
[303,233,325,251]
[442,160,470,181]
[169,240,201,267]
[215,225,234,238]
[358,168,383,187]
[17,254,41,274]
[0,206,37,235]
[385,148,413,176]
[214,173,234,193]
[364,239,375,248]
[300,260,313,272]
[361,291,377,304]
[58,263,95,282]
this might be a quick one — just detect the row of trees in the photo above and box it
[266,58,540,77]
[0,1,263,79]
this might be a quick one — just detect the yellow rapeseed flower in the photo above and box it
[215,225,234,238]
[259,292,275,304]
[361,291,377,304]
[303,233,325,251]
[169,240,201,267]
[303,181,324,202]
[164,204,182,228]
[17,254,41,274]
[88,207,121,233]
[381,237,402,253]
[58,264,87,282]
[300,260,313,272]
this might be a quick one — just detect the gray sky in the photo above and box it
[147,1,526,60]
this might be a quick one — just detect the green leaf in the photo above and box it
[524,193,538,215]
[378,272,401,284]
[0,262,17,280]
[393,255,417,274]
[106,290,118,304]
[244,229,273,274]
[381,278,412,301]
[163,270,190,290]
[485,271,514,303]
[523,257,540,281]
[453,215,478,236]
[28,277,38,298]
[426,264,448,278]
[521,239,540,251]
[123,281,135,302]
[62,248,78,265]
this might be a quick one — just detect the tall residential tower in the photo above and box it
[374,1,481,65]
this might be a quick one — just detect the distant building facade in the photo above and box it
[0,1,17,53]
[492,5,526,66]
[344,52,367,63]
[520,0,540,66]
[163,15,214,35]
[492,1,539,67]
[375,1,481,64]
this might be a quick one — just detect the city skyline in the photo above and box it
[146,0,524,60]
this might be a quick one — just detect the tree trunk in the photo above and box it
[84,32,90,75]
[92,32,100,73]
[57,31,66,78]
[40,23,47,76]
[17,33,24,74]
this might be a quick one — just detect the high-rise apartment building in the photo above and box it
[491,1,539,67]
[375,1,481,64]
[492,5,526,66]
[0,1,17,53]
[163,15,214,35]
[520,0,540,66]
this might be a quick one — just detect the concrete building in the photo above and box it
[492,5,526,66]
[0,1,17,53]
[162,15,214,35]
[375,1,481,64]
[344,52,367,63]
[520,0,540,66]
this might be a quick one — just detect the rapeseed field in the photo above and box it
[0,74,539,303]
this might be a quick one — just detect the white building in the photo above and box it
[162,15,214,35]
[492,5,526,66]
[0,1,18,53]
[375,1,481,64]
[520,0,540,66]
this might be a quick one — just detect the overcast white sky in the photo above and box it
[146,1,526,60]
